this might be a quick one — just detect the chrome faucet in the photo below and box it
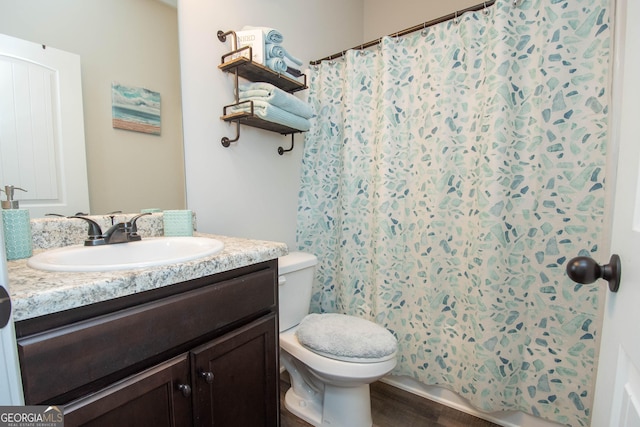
[70,213,151,246]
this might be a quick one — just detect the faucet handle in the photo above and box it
[129,212,152,235]
[69,216,104,245]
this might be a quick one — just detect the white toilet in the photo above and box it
[278,252,398,427]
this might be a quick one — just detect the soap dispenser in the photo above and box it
[1,185,32,260]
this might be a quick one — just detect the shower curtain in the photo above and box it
[296,0,610,426]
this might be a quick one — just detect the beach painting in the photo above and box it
[111,82,161,135]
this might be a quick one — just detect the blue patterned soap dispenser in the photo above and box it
[1,185,33,260]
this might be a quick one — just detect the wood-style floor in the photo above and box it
[280,373,500,427]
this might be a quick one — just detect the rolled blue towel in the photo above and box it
[281,47,303,66]
[265,43,284,60]
[265,43,303,66]
[284,57,303,73]
[266,57,287,73]
[239,82,314,119]
[242,26,283,44]
[229,100,311,131]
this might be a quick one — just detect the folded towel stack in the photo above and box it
[241,26,304,79]
[229,82,314,131]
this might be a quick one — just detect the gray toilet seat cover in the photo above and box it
[295,313,398,361]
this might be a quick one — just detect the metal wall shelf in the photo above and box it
[217,29,308,154]
[218,56,307,93]
[221,111,303,135]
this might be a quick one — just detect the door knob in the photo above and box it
[566,254,621,292]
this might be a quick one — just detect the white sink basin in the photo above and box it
[27,237,224,272]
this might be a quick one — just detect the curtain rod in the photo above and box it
[310,0,497,65]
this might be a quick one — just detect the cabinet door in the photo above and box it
[63,354,193,427]
[191,314,279,427]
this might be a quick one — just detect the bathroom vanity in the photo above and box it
[8,228,287,427]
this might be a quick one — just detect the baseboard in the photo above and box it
[380,375,565,427]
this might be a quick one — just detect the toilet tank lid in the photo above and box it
[278,251,317,275]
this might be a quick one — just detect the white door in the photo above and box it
[0,226,24,405]
[0,33,89,218]
[590,0,640,425]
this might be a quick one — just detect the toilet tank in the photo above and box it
[278,251,317,332]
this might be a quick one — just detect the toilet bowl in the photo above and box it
[278,252,398,427]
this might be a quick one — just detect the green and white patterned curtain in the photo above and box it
[296,0,611,425]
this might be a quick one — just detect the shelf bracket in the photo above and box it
[278,134,295,155]
[222,121,241,147]
[217,30,237,50]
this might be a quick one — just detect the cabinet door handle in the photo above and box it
[199,371,214,384]
[177,383,192,397]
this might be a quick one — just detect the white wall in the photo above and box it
[363,0,482,40]
[179,0,364,248]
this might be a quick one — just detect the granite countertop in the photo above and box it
[8,233,288,322]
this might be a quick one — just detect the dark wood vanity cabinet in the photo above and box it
[191,314,277,426]
[15,260,280,427]
[64,354,193,427]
